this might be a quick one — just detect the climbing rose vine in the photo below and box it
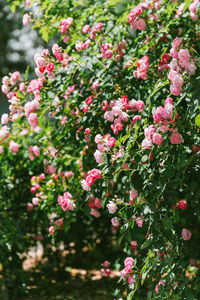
[1,0,200,298]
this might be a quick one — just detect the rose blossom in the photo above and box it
[111,217,120,227]
[136,217,144,227]
[182,228,192,240]
[107,201,117,214]
[9,140,19,154]
[49,225,55,235]
[94,150,104,164]
[23,13,31,26]
[124,257,134,268]
[152,133,163,146]
[177,200,187,209]
[82,24,90,33]
[129,189,138,200]
[130,241,138,251]
[170,132,182,144]
[1,113,9,125]
[91,209,101,218]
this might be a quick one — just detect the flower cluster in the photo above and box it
[81,168,102,191]
[142,97,183,149]
[28,145,40,160]
[57,192,76,212]
[169,38,196,96]
[121,257,134,278]
[60,17,73,34]
[128,3,147,31]
[133,56,149,80]
[88,194,102,218]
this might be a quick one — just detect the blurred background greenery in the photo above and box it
[0,0,44,116]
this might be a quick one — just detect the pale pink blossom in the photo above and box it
[129,189,138,200]
[172,37,182,48]
[9,140,19,154]
[32,146,40,156]
[82,24,90,33]
[81,179,91,191]
[23,14,31,26]
[1,113,8,125]
[28,113,38,128]
[32,197,39,206]
[107,201,117,214]
[94,150,104,164]
[111,217,120,227]
[142,138,153,149]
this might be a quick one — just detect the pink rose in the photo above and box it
[130,241,138,251]
[23,13,31,26]
[133,115,141,124]
[142,138,153,149]
[136,217,144,227]
[28,113,38,128]
[182,228,192,240]
[144,125,155,139]
[107,137,116,147]
[94,150,104,164]
[103,260,110,268]
[107,201,117,214]
[178,49,190,63]
[90,168,101,179]
[9,140,19,154]
[1,113,9,125]
[49,225,55,235]
[136,18,146,30]
[172,37,182,48]
[91,209,101,218]
[32,197,39,206]
[82,24,90,33]
[129,189,138,200]
[27,202,33,211]
[86,175,94,186]
[81,179,91,191]
[170,132,182,144]
[32,146,40,156]
[172,74,183,89]
[170,48,178,59]
[170,84,182,96]
[152,133,163,146]
[177,200,187,210]
[135,100,145,112]
[111,217,120,227]
[124,257,134,268]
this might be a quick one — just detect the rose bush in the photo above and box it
[1,0,200,298]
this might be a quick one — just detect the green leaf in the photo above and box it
[141,155,148,163]
[195,114,200,126]
[24,65,30,80]
[16,90,24,99]
[184,0,192,12]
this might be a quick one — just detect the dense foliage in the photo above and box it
[1,0,200,298]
